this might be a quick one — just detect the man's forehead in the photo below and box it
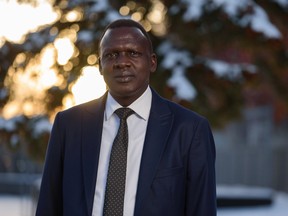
[101,27,146,42]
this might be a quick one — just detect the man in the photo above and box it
[36,19,217,216]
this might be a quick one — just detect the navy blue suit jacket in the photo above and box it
[36,89,217,216]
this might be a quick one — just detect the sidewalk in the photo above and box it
[0,195,34,216]
[217,192,288,216]
[1,191,288,216]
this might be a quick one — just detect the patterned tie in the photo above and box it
[103,107,134,216]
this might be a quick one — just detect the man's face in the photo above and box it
[99,27,157,106]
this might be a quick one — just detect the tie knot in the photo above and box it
[115,107,134,120]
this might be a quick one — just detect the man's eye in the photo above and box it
[129,51,141,57]
[104,53,118,59]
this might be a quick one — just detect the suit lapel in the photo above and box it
[134,90,174,215]
[81,93,107,215]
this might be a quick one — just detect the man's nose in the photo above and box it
[114,52,131,68]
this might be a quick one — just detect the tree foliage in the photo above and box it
[1,0,288,162]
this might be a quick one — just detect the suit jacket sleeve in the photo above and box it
[36,112,64,216]
[185,118,217,215]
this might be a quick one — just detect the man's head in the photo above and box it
[98,19,157,106]
[99,19,154,53]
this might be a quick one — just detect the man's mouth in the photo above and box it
[114,73,134,83]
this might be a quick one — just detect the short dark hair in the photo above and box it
[99,19,153,53]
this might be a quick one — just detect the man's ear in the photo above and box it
[150,53,157,73]
[98,57,103,75]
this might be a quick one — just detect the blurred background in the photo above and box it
[0,0,288,215]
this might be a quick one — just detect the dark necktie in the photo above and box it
[103,107,134,216]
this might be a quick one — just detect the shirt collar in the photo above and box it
[105,86,152,121]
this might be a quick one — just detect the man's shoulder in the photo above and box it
[166,99,205,121]
[57,93,106,118]
[151,89,207,122]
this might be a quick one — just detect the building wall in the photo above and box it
[214,105,288,192]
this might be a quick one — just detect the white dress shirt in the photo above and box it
[92,87,152,216]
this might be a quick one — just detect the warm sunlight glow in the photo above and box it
[131,12,143,21]
[87,54,98,65]
[70,66,106,106]
[119,6,130,16]
[120,0,167,36]
[147,0,167,36]
[148,9,163,24]
[3,65,46,118]
[40,44,56,68]
[0,0,58,45]
[1,1,104,118]
[63,8,83,22]
[54,37,76,65]
[2,44,64,118]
